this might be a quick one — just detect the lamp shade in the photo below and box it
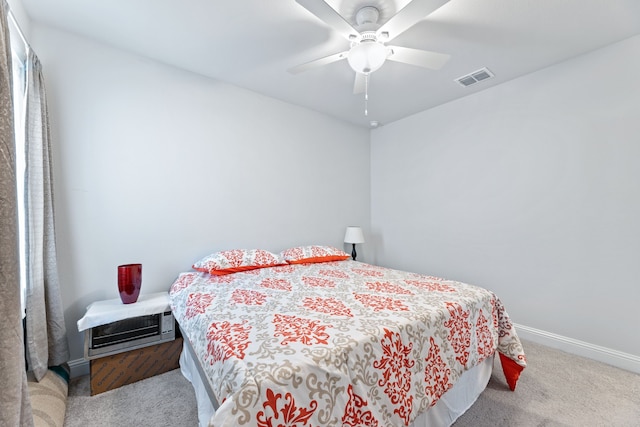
[344,226,365,244]
[347,41,388,74]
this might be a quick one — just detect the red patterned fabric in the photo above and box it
[184,292,215,319]
[281,245,350,264]
[424,336,453,406]
[256,389,317,427]
[170,260,527,426]
[192,248,285,275]
[342,384,379,427]
[303,297,353,317]
[374,328,415,425]
[205,320,251,364]
[273,313,330,345]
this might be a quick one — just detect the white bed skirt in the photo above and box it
[179,340,493,427]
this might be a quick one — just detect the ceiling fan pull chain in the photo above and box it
[364,73,369,116]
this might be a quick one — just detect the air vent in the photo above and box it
[455,67,494,87]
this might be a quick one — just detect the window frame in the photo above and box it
[8,13,29,317]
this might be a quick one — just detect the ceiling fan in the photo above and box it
[289,0,451,108]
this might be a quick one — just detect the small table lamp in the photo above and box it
[344,226,365,261]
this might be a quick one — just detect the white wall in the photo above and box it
[30,25,371,361]
[371,35,640,359]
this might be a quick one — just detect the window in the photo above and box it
[8,13,28,316]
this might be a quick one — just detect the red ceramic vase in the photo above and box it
[118,263,142,304]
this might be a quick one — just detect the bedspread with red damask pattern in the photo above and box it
[169,260,526,427]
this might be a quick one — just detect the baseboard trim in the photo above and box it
[514,323,640,374]
[68,358,90,378]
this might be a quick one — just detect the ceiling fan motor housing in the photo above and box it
[354,6,381,33]
[347,6,387,74]
[355,6,380,26]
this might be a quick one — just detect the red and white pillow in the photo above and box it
[281,245,350,265]
[192,249,286,275]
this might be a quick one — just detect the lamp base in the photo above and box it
[351,243,357,261]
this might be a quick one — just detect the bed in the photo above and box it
[169,246,526,427]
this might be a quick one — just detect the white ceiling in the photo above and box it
[20,0,640,128]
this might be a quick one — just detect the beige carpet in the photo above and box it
[64,368,198,427]
[64,340,640,426]
[454,340,640,426]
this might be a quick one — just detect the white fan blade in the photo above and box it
[295,0,360,42]
[377,0,449,42]
[387,46,450,70]
[288,51,349,74]
[353,73,366,94]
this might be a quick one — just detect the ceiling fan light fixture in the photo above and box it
[347,41,388,74]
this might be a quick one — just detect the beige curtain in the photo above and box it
[0,1,33,425]
[24,49,70,380]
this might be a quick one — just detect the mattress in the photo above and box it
[169,259,526,426]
